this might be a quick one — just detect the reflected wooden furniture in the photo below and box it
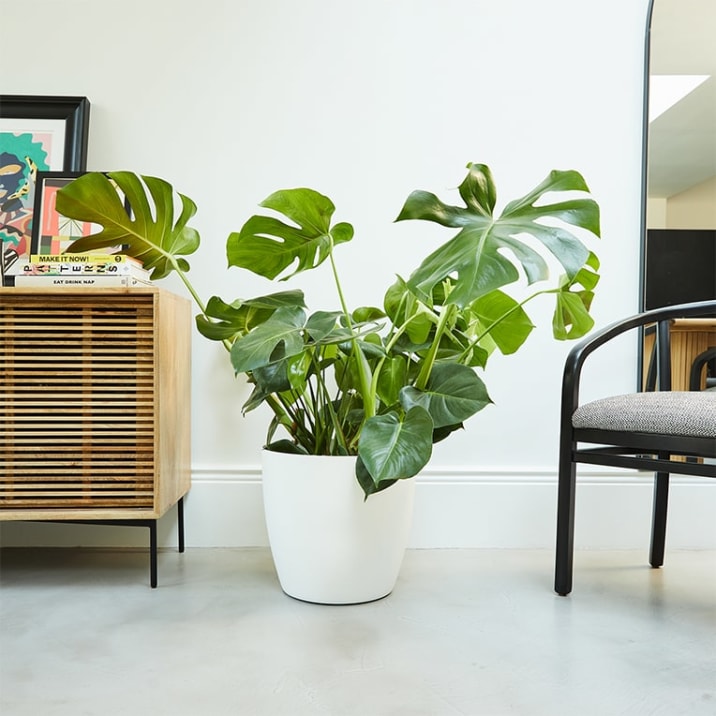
[0,287,191,586]
[643,318,716,391]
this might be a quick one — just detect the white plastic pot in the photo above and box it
[261,450,415,604]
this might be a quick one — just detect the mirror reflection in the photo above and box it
[644,0,716,311]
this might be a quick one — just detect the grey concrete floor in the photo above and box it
[0,548,714,715]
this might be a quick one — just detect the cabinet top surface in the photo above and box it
[2,286,160,294]
[0,286,189,302]
[671,318,716,329]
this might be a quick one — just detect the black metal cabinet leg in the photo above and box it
[177,497,185,553]
[149,520,158,588]
[650,471,670,568]
[555,459,577,596]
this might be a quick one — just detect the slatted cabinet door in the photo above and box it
[0,288,191,522]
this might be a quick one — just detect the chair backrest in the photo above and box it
[562,300,716,413]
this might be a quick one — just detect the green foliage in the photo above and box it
[227,188,354,280]
[55,172,199,280]
[56,163,601,497]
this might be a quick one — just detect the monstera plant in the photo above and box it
[56,163,600,498]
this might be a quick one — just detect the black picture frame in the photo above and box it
[0,95,90,284]
[0,95,90,171]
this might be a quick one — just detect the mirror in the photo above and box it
[641,0,716,391]
[642,0,716,311]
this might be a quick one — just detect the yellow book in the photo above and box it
[29,253,143,266]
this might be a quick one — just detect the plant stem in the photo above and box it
[368,309,427,399]
[414,303,457,390]
[328,242,375,419]
[312,355,348,454]
[172,263,207,315]
[168,258,234,353]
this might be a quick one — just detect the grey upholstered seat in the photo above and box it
[572,391,716,438]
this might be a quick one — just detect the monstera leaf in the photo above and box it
[54,172,199,279]
[230,306,307,374]
[227,188,354,280]
[399,362,491,428]
[195,291,307,341]
[552,251,600,339]
[396,163,600,307]
[357,406,434,488]
[468,290,535,355]
[229,306,380,374]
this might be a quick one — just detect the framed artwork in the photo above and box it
[0,95,90,284]
[31,171,95,256]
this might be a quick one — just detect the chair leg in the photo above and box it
[149,520,158,588]
[650,471,670,568]
[555,458,577,596]
[177,497,185,553]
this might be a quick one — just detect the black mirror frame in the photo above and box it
[637,0,656,387]
[640,1,655,313]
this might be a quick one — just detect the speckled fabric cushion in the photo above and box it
[572,391,716,438]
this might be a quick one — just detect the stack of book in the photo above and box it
[13,253,152,287]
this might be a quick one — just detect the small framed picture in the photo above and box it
[31,171,94,256]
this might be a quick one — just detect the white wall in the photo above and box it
[648,177,716,229]
[646,197,668,228]
[666,176,716,228]
[7,0,707,551]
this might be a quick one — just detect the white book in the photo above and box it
[13,275,154,288]
[18,261,151,279]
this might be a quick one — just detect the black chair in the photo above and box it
[555,300,716,596]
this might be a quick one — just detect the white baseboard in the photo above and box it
[1,465,714,549]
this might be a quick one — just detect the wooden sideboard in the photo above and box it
[643,318,716,391]
[0,287,191,586]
